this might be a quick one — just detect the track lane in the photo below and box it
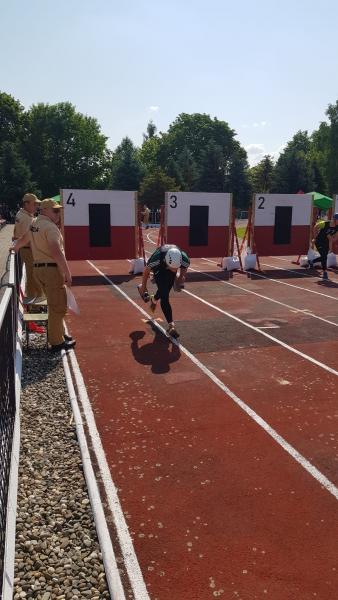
[67,258,338,599]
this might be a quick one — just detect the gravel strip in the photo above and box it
[14,336,111,599]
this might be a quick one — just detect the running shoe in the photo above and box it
[322,271,329,280]
[137,284,150,302]
[166,324,180,339]
[149,295,157,314]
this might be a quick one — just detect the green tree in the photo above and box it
[143,120,157,141]
[158,113,236,165]
[225,147,252,208]
[322,101,338,194]
[272,131,314,193]
[24,102,108,196]
[249,155,274,192]
[176,147,198,190]
[0,91,25,144]
[139,168,178,208]
[165,157,183,189]
[111,137,143,190]
[310,122,329,193]
[197,141,225,192]
[157,112,250,202]
[138,136,160,174]
[0,141,37,209]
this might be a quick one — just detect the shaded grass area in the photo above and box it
[236,226,246,239]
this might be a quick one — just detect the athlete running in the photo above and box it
[309,213,338,279]
[138,244,190,338]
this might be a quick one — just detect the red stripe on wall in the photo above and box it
[64,226,136,260]
[253,225,311,256]
[166,226,229,258]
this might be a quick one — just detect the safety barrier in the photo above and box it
[0,253,21,598]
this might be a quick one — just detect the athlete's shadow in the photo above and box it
[129,329,181,374]
[317,279,338,288]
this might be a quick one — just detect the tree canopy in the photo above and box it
[2,90,338,211]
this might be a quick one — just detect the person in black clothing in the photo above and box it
[138,244,190,338]
[309,213,338,279]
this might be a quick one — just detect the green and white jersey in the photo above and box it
[147,244,190,274]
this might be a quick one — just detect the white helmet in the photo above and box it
[165,247,182,269]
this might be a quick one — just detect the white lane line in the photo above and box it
[262,261,338,296]
[62,351,127,600]
[202,257,338,302]
[146,231,157,245]
[262,258,317,279]
[181,276,338,377]
[190,263,338,328]
[87,259,338,502]
[144,247,338,328]
[65,344,151,600]
[144,249,338,368]
[269,256,338,274]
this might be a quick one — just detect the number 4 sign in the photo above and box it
[66,192,75,207]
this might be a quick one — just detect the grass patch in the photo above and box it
[236,226,246,239]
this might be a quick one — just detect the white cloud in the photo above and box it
[245,143,265,156]
[149,105,159,112]
[241,122,269,130]
[245,144,265,167]
[271,144,286,161]
[245,143,286,167]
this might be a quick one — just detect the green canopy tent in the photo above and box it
[309,191,333,211]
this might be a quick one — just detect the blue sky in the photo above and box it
[1,0,338,165]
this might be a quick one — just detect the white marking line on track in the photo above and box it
[145,241,338,326]
[145,245,338,370]
[66,339,151,598]
[262,261,338,296]
[273,256,338,272]
[62,352,127,600]
[183,272,338,377]
[202,257,338,302]
[146,231,157,245]
[193,262,338,328]
[87,259,338,502]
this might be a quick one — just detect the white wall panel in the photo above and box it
[62,189,136,226]
[253,194,312,226]
[165,192,231,226]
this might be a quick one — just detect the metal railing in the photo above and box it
[0,253,20,599]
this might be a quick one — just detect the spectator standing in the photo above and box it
[13,193,44,301]
[142,204,151,229]
[13,199,76,352]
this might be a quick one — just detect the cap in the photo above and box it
[23,193,40,204]
[333,213,338,219]
[40,198,63,210]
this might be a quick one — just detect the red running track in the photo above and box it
[66,235,338,600]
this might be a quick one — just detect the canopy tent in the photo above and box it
[309,191,333,210]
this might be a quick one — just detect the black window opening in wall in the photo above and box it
[89,204,111,247]
[189,205,209,246]
[274,206,293,245]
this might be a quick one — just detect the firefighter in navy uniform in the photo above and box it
[138,244,190,338]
